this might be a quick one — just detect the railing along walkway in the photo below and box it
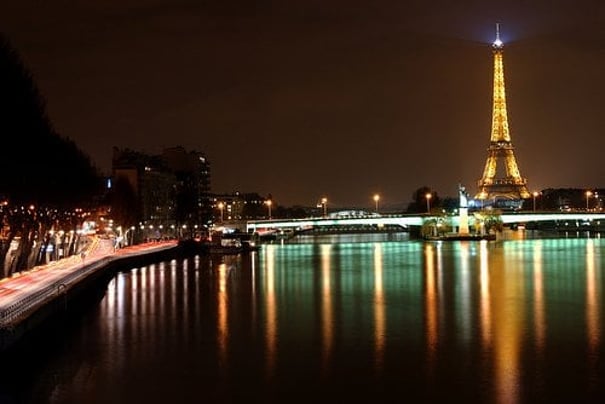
[0,239,177,329]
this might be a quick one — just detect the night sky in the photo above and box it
[1,1,604,208]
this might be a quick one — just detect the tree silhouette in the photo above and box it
[109,176,140,229]
[0,34,101,277]
[407,186,441,213]
[0,34,100,206]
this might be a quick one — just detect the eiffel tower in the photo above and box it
[476,24,530,202]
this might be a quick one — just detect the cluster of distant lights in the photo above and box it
[0,202,95,241]
[114,223,202,232]
[0,201,91,218]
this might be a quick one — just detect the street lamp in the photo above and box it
[218,202,224,222]
[266,199,272,220]
[321,197,328,217]
[425,193,432,213]
[533,191,539,212]
[586,190,593,211]
[373,194,380,213]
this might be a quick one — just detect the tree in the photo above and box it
[473,209,503,234]
[0,34,102,277]
[407,186,441,213]
[109,176,140,229]
[0,34,101,207]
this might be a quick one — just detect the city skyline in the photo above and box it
[1,1,604,207]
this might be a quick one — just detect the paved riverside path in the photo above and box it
[0,238,178,329]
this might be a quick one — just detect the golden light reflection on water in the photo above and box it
[89,237,605,403]
[320,244,333,375]
[170,261,176,320]
[97,257,206,378]
[586,239,600,355]
[532,241,545,353]
[424,243,438,364]
[130,267,139,317]
[104,275,123,371]
[130,268,140,361]
[458,242,471,341]
[264,244,277,380]
[479,240,492,347]
[182,261,188,340]
[373,243,385,372]
[141,265,148,319]
[217,263,229,367]
[492,243,524,404]
[251,251,257,338]
[159,262,165,319]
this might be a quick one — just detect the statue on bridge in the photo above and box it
[459,184,468,208]
[458,184,470,235]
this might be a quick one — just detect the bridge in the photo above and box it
[246,212,605,234]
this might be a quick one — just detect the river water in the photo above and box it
[1,231,604,403]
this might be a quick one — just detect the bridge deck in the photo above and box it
[246,212,605,232]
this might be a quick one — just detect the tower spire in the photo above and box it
[493,23,503,49]
[476,24,530,203]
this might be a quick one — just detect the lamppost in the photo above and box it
[321,197,328,217]
[266,199,272,220]
[586,190,593,211]
[425,193,432,213]
[533,191,539,212]
[373,194,380,213]
[218,202,224,222]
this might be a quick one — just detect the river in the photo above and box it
[1,231,603,403]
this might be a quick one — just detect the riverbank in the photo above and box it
[0,238,179,353]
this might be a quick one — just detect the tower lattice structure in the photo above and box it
[476,25,530,201]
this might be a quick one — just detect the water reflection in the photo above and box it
[217,263,229,367]
[373,243,385,373]
[263,244,277,380]
[493,242,524,404]
[458,242,471,342]
[479,240,492,347]
[533,241,545,353]
[14,236,605,404]
[321,244,333,375]
[424,243,438,365]
[586,239,600,359]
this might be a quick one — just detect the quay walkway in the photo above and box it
[0,238,178,336]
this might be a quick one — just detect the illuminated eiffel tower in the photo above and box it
[476,24,530,202]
